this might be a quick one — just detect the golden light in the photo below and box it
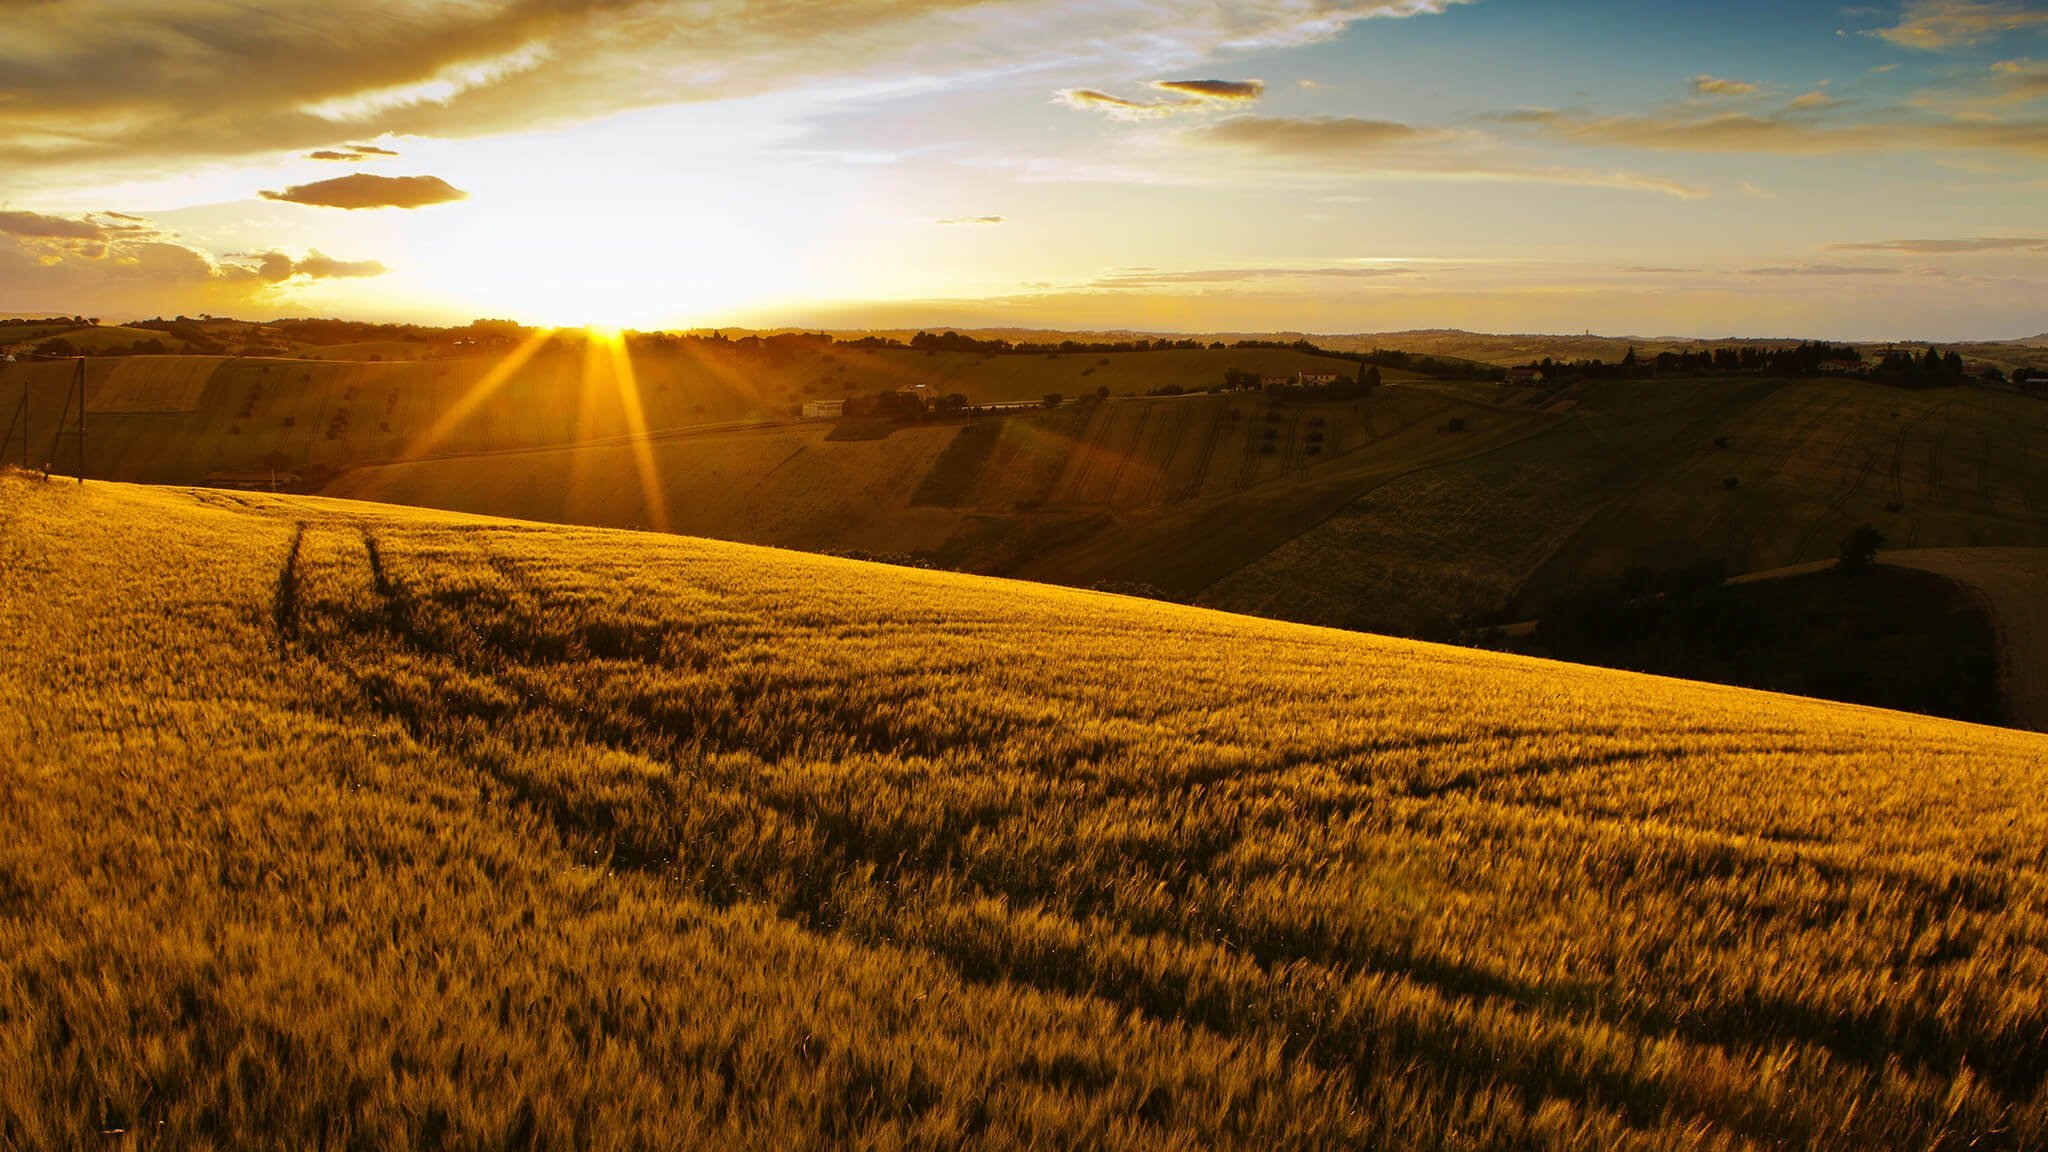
[404,328,554,461]
[595,329,673,535]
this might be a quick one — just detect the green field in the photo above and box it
[5,476,2048,1148]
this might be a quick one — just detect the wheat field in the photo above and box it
[3,475,2047,1149]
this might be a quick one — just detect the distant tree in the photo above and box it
[1095,385,1110,400]
[1838,523,1885,574]
[1042,392,1064,409]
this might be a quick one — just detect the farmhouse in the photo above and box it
[1505,366,1544,384]
[801,399,846,420]
[1297,371,1344,386]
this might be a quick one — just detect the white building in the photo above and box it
[801,399,846,419]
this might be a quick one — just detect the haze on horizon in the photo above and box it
[2,0,2045,341]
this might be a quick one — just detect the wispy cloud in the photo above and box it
[1693,75,1759,97]
[937,216,1006,225]
[1876,0,2048,50]
[1185,115,1709,198]
[1828,236,2048,252]
[1743,264,1913,276]
[1090,265,1415,288]
[1496,106,2048,157]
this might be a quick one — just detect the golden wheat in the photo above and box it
[2,475,2045,1149]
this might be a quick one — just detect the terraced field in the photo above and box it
[5,476,2047,1149]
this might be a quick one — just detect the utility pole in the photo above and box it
[73,356,85,484]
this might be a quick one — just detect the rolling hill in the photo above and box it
[4,474,2047,1148]
[6,345,2046,678]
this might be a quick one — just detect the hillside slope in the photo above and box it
[1204,377,2048,634]
[4,477,2048,1149]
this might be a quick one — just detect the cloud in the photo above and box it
[306,143,402,161]
[259,173,468,209]
[1828,236,2048,252]
[1743,264,1909,276]
[0,1,1469,176]
[1877,0,2048,50]
[244,250,391,280]
[1153,79,1265,102]
[1194,115,1438,152]
[1057,78,1265,120]
[0,221,386,315]
[1788,91,1837,110]
[937,216,1005,225]
[1090,265,1415,288]
[1185,115,1709,197]
[1988,58,2048,104]
[1497,106,2048,157]
[1693,75,1759,97]
[0,209,107,239]
[1057,89,1182,119]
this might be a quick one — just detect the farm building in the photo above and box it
[1297,371,1344,386]
[1505,366,1545,384]
[801,399,846,420]
[1260,374,1293,389]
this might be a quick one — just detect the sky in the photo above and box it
[2,0,2046,340]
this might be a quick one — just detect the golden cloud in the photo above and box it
[259,173,468,209]
[1877,0,2048,50]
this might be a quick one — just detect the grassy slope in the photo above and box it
[5,477,2048,1149]
[1503,564,2006,726]
[1206,377,2048,635]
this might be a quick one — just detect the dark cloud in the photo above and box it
[260,173,468,209]
[1154,79,1265,101]
[307,143,403,161]
[1058,78,1267,119]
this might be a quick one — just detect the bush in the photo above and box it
[1838,523,1885,574]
